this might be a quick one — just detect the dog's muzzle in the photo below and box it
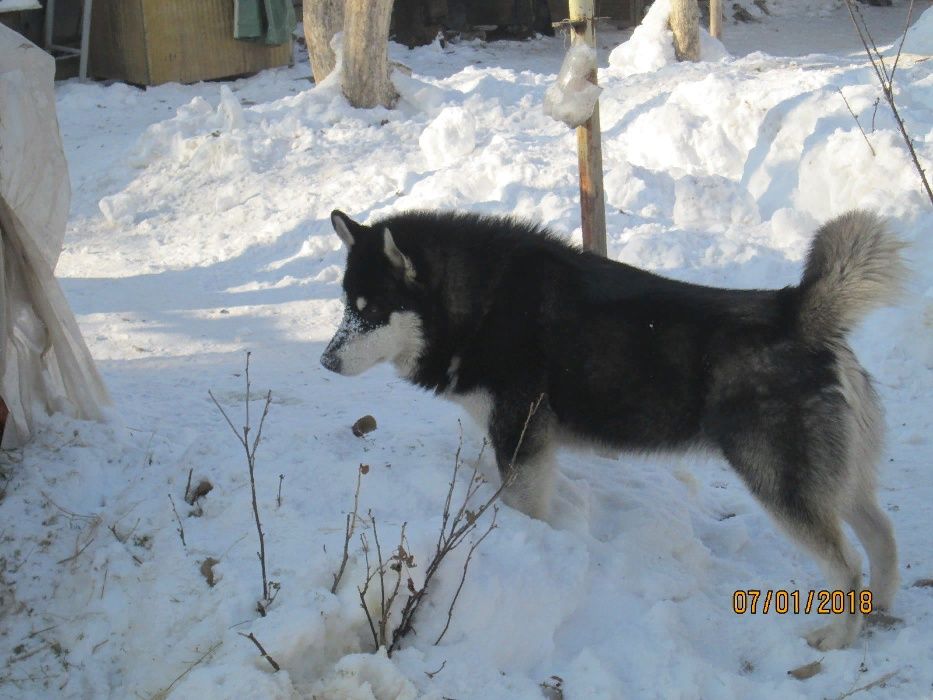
[320,350,341,373]
[321,326,349,374]
[321,307,365,375]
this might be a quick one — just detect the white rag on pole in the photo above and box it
[543,43,602,129]
[0,24,109,448]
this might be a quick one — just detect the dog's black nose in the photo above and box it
[320,351,341,373]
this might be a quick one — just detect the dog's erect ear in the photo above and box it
[331,210,359,247]
[383,228,417,284]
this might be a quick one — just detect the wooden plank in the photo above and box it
[144,0,291,85]
[89,0,151,84]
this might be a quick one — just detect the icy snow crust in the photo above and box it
[2,4,932,699]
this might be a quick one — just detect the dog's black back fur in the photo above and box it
[369,210,835,454]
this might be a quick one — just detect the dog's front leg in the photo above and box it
[488,393,555,521]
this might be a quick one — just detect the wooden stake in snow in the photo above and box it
[568,0,607,257]
[710,0,723,40]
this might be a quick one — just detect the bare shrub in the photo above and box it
[843,0,932,206]
[333,397,545,656]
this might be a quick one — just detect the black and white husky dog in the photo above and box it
[320,208,903,650]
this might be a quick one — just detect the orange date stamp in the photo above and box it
[732,589,872,615]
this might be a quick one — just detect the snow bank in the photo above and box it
[419,106,477,168]
[310,650,417,700]
[543,44,602,128]
[608,0,729,77]
[899,6,933,54]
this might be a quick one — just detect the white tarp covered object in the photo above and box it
[0,24,109,447]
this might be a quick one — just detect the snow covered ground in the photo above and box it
[1,1,932,698]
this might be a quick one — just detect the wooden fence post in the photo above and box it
[568,0,607,257]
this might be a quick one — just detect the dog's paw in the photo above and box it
[501,487,551,522]
[805,621,858,650]
[548,476,590,533]
[865,611,902,630]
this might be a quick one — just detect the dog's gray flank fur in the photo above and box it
[320,207,904,650]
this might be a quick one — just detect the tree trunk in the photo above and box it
[670,0,700,61]
[342,0,399,109]
[304,0,345,84]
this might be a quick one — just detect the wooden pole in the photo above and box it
[568,0,607,256]
[710,0,722,40]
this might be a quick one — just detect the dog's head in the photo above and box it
[320,210,425,377]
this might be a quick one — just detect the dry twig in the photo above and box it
[357,532,379,649]
[146,641,222,700]
[238,632,281,672]
[434,506,498,645]
[356,514,412,650]
[836,87,875,156]
[55,538,94,566]
[168,494,186,550]
[425,660,446,679]
[209,351,277,615]
[331,463,367,594]
[183,469,193,504]
[833,669,899,699]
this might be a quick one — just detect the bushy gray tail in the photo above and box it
[798,210,906,343]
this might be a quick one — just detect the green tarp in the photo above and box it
[234,0,296,46]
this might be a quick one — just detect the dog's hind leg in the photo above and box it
[776,509,864,650]
[499,449,557,521]
[712,402,865,649]
[726,453,865,649]
[836,347,899,611]
[489,394,555,521]
[844,495,898,611]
